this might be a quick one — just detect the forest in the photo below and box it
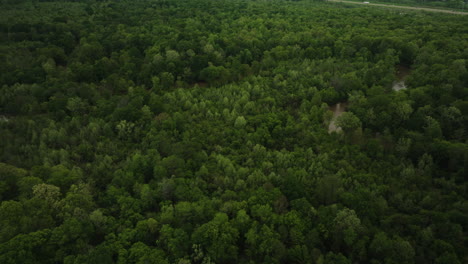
[343,0,468,10]
[372,0,467,10]
[0,0,467,263]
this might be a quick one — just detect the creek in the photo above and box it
[328,102,348,133]
[327,65,411,132]
[392,65,411,91]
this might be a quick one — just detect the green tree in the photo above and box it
[192,213,239,263]
[336,112,361,134]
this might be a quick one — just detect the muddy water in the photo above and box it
[392,81,406,91]
[392,65,411,91]
[328,102,348,133]
[328,65,410,132]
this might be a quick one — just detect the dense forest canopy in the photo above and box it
[0,0,467,263]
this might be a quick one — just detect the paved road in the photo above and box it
[328,0,468,15]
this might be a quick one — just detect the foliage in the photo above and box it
[0,0,467,263]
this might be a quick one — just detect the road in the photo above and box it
[327,0,468,15]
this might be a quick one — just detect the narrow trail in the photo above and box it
[327,0,468,15]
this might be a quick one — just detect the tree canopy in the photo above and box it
[0,0,467,263]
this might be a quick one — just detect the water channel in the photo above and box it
[328,102,348,133]
[328,65,411,133]
[392,65,410,91]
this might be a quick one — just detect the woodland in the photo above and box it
[368,0,467,10]
[0,0,467,263]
